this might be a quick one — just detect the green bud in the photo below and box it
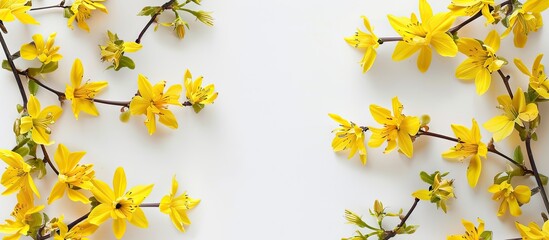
[120,110,131,123]
[16,104,24,113]
[420,115,430,127]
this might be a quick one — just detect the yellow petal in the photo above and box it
[47,181,65,204]
[417,46,432,72]
[456,59,480,80]
[71,59,84,87]
[67,188,91,204]
[514,185,531,204]
[397,130,414,158]
[430,33,458,57]
[129,207,148,228]
[113,218,126,239]
[126,184,154,205]
[137,74,153,100]
[361,47,377,73]
[412,189,430,200]
[401,116,420,136]
[158,109,178,129]
[91,179,115,204]
[328,113,350,126]
[392,41,421,61]
[113,167,127,198]
[483,116,513,142]
[484,30,500,52]
[514,58,532,76]
[20,43,38,60]
[518,103,539,122]
[466,155,481,188]
[87,205,111,227]
[27,95,41,117]
[123,42,142,53]
[369,105,392,124]
[475,69,491,95]
[419,0,433,22]
[129,96,149,115]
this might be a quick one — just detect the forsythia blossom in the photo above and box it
[19,95,63,145]
[184,70,218,113]
[484,88,538,142]
[448,0,496,24]
[515,220,549,240]
[99,31,142,71]
[368,97,420,158]
[0,149,40,197]
[88,167,153,239]
[0,191,44,240]
[488,180,531,216]
[442,119,487,188]
[65,59,108,119]
[20,33,63,64]
[502,0,549,48]
[67,0,108,32]
[130,75,183,135]
[455,30,506,95]
[447,218,492,240]
[329,113,367,164]
[515,54,549,99]
[0,0,38,24]
[388,0,457,72]
[48,144,94,204]
[344,16,379,73]
[412,173,455,212]
[159,176,200,232]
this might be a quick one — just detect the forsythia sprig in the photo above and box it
[337,0,549,239]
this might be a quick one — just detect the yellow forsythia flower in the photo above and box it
[184,70,218,108]
[20,32,62,64]
[19,95,63,145]
[130,75,183,135]
[447,218,489,240]
[160,17,188,39]
[388,0,457,72]
[502,0,549,48]
[48,144,94,204]
[0,0,38,24]
[159,176,200,232]
[368,97,420,158]
[488,180,531,216]
[442,119,487,188]
[515,220,549,240]
[99,31,142,70]
[455,30,505,95]
[412,173,455,212]
[0,190,44,239]
[448,0,496,24]
[53,220,98,240]
[67,0,108,32]
[88,167,153,239]
[344,16,379,73]
[0,149,40,197]
[515,54,549,99]
[484,88,538,142]
[329,113,367,164]
[65,59,108,119]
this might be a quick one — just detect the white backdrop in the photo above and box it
[1,0,549,239]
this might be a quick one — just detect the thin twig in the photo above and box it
[525,136,549,214]
[497,69,513,98]
[40,145,59,175]
[37,212,90,240]
[140,203,160,207]
[0,29,28,106]
[135,0,177,43]
[383,198,420,240]
[30,0,69,11]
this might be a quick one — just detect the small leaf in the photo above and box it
[532,132,538,141]
[27,67,41,77]
[116,56,135,71]
[540,174,548,185]
[2,60,11,71]
[192,103,205,113]
[138,6,162,16]
[513,146,524,164]
[420,171,433,185]
[64,8,73,18]
[480,231,493,240]
[14,146,30,157]
[28,80,39,95]
[40,61,58,74]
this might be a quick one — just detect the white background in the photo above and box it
[1,0,549,239]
